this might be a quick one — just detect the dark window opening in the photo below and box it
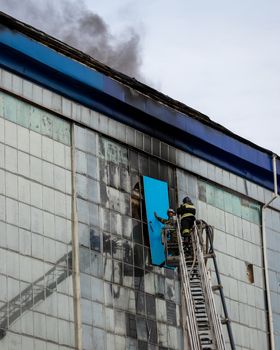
[246,263,254,284]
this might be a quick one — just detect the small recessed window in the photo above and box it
[246,263,254,284]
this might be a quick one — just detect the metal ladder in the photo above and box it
[174,219,232,350]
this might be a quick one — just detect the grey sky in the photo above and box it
[87,0,280,155]
[1,0,280,155]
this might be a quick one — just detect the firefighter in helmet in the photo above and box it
[177,196,196,242]
[154,208,178,256]
[154,208,176,226]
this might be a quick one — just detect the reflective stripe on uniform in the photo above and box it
[182,228,190,235]
[183,204,195,209]
[181,213,195,219]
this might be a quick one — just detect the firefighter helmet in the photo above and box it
[183,196,192,204]
[167,208,175,216]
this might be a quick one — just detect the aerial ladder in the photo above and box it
[162,219,235,350]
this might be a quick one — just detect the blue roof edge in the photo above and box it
[0,25,279,194]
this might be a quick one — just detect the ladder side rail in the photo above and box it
[194,230,225,350]
[204,225,236,350]
[176,219,201,350]
[194,225,226,350]
[195,227,226,350]
[179,257,199,350]
[177,227,199,350]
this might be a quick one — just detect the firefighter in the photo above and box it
[154,209,178,256]
[177,196,196,244]
[154,208,176,226]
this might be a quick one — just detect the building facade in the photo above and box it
[0,12,280,350]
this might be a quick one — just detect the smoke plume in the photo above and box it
[0,0,143,79]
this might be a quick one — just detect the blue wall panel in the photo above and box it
[143,176,169,266]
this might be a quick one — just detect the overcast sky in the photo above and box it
[86,0,280,155]
[2,1,280,155]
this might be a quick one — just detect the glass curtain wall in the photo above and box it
[177,168,268,350]
[75,125,182,350]
[0,91,74,350]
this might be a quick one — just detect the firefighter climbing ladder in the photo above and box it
[171,219,236,350]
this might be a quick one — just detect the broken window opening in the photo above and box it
[246,262,254,284]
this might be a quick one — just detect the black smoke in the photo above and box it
[0,0,143,79]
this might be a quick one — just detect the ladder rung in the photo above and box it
[199,331,212,335]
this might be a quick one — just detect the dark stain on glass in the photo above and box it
[124,263,134,277]
[166,281,175,301]
[123,193,131,216]
[168,166,175,186]
[132,220,143,244]
[132,183,141,220]
[166,301,177,326]
[135,291,145,315]
[155,275,165,297]
[129,150,139,173]
[90,228,101,252]
[149,158,158,178]
[169,146,176,164]
[136,316,147,341]
[98,137,106,158]
[134,270,145,290]
[159,163,169,183]
[103,233,111,256]
[108,163,119,189]
[146,294,156,319]
[144,135,151,154]
[100,182,109,207]
[144,246,152,270]
[103,257,112,282]
[142,224,149,247]
[126,313,137,338]
[160,143,168,161]
[111,235,122,261]
[99,158,108,183]
[147,319,158,344]
[131,174,141,192]
[138,340,148,350]
[120,167,130,193]
[123,240,133,265]
[141,196,147,223]
[134,244,144,268]
[90,251,103,278]
[110,211,122,237]
[113,260,123,284]
[169,188,176,211]
[136,131,143,150]
[152,139,160,157]
[139,154,149,176]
